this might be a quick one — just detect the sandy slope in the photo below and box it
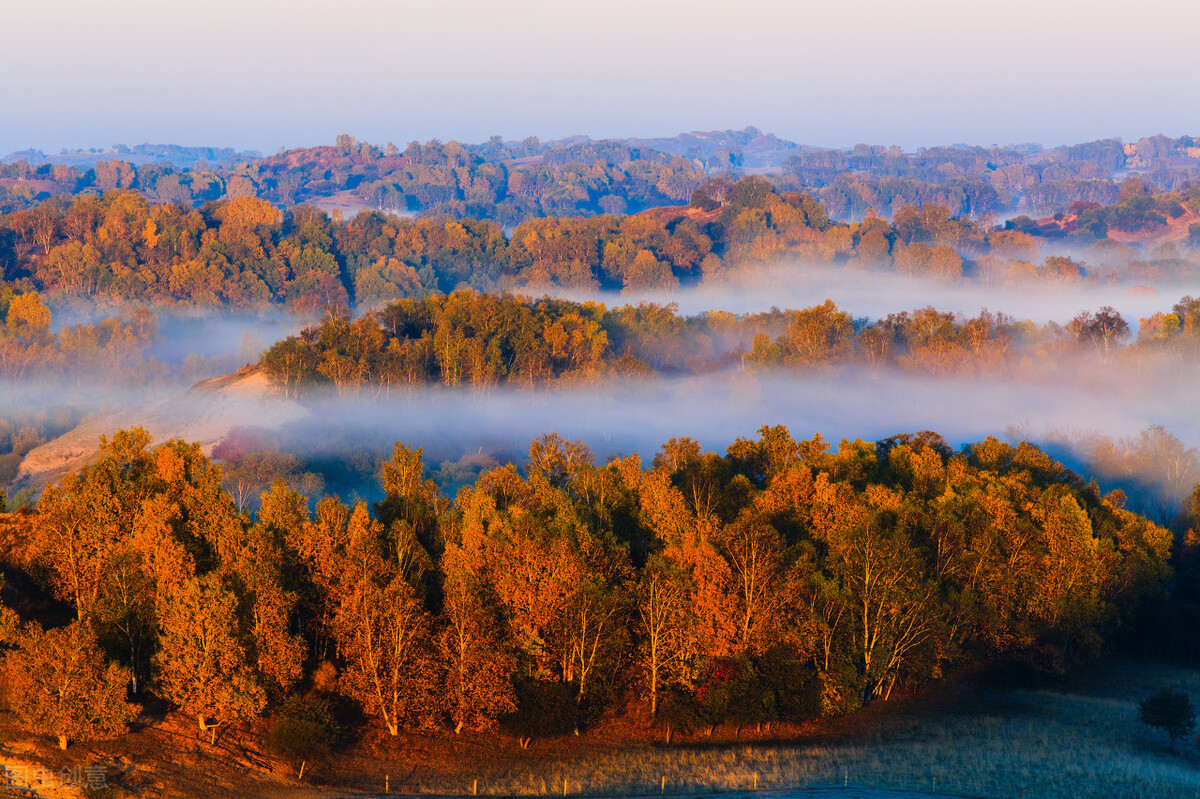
[12,367,309,492]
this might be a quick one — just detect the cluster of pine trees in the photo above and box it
[0,426,1174,749]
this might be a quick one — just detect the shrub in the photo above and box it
[697,656,776,732]
[1138,687,1195,750]
[502,679,578,741]
[758,645,823,721]
[263,695,341,778]
[657,687,705,740]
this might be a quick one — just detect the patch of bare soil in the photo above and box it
[306,192,377,220]
[0,709,318,799]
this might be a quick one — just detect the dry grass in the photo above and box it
[4,661,1199,798]
[375,662,1200,799]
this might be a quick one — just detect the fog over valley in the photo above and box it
[7,0,1200,791]
[10,358,1198,525]
[545,260,1200,332]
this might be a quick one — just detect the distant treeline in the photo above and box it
[0,136,705,225]
[0,281,1197,399]
[0,425,1182,750]
[772,134,1200,218]
[5,131,1200,223]
[3,142,260,170]
[257,290,1200,394]
[4,180,1198,312]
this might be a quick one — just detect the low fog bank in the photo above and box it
[42,303,302,379]
[11,361,1200,518]
[10,369,309,492]
[146,311,301,365]
[291,370,1196,458]
[542,262,1200,329]
[228,367,1200,508]
[0,380,178,419]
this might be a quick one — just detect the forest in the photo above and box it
[253,290,1200,394]
[5,130,1200,223]
[2,129,1200,794]
[0,424,1186,755]
[3,175,1200,317]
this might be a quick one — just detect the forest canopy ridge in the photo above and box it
[5,128,1200,225]
[0,423,1178,750]
[255,288,1200,394]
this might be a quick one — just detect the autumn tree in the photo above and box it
[212,427,305,511]
[714,512,788,652]
[376,441,443,556]
[437,544,517,731]
[29,428,159,619]
[779,300,854,369]
[154,573,267,741]
[326,503,436,735]
[1068,306,1130,363]
[224,514,305,694]
[637,467,739,662]
[5,620,137,750]
[811,480,939,702]
[637,556,698,716]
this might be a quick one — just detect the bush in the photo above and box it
[263,695,341,776]
[657,687,705,739]
[697,656,776,732]
[1138,687,1195,750]
[758,645,823,721]
[502,679,578,740]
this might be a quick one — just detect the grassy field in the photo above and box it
[3,661,1199,798]
[360,661,1200,799]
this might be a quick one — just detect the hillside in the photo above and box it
[11,366,307,494]
[5,131,1200,224]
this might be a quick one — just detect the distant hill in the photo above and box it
[622,125,809,169]
[1,142,261,169]
[2,129,1199,223]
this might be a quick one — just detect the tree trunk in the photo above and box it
[130,642,139,694]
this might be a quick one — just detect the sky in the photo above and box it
[2,0,1199,155]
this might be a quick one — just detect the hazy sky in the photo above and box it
[3,0,1198,155]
